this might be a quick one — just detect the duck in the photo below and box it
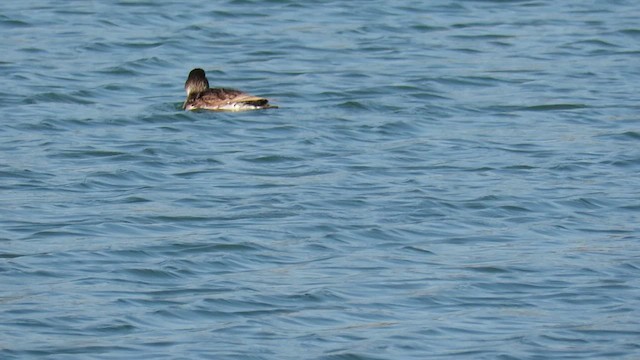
[182,68,277,111]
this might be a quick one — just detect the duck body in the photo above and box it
[182,68,277,111]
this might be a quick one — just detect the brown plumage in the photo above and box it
[182,68,277,111]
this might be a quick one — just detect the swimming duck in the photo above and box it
[182,68,277,111]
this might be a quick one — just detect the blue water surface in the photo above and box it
[1,0,640,359]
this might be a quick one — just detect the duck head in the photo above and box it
[184,68,210,96]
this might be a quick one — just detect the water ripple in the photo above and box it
[1,0,640,359]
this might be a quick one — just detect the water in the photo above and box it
[1,0,640,358]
